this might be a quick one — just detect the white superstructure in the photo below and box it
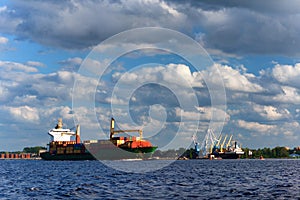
[48,118,75,142]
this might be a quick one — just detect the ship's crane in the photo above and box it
[110,118,143,140]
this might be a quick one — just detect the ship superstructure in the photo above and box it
[48,118,79,142]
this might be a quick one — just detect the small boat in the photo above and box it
[259,155,265,160]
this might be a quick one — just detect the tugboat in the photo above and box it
[40,118,157,160]
[259,155,265,160]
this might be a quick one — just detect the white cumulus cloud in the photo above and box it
[0,61,38,73]
[237,120,275,133]
[0,36,8,44]
[272,63,300,87]
[5,105,40,122]
[272,86,300,104]
[252,104,290,120]
[202,64,264,93]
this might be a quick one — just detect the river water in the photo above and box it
[0,159,299,199]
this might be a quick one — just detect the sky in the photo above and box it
[1,0,300,151]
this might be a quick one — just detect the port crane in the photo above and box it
[192,135,200,157]
[220,135,227,153]
[226,135,233,149]
[200,129,218,157]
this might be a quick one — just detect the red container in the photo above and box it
[1,154,5,159]
[131,140,152,148]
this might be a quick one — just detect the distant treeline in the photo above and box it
[242,146,300,159]
[152,146,300,159]
[152,147,187,159]
[0,146,46,155]
[152,147,200,159]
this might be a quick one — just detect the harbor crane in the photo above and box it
[215,134,223,148]
[220,135,228,153]
[200,129,218,156]
[226,135,233,149]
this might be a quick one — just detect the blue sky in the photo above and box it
[1,0,300,151]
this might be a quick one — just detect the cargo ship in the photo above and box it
[40,118,157,160]
[209,134,244,159]
[196,129,244,159]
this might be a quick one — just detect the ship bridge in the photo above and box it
[48,119,76,142]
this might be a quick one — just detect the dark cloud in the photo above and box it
[3,0,187,49]
[169,0,300,14]
[169,0,300,56]
[2,0,299,56]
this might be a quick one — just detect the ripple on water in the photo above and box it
[0,159,299,199]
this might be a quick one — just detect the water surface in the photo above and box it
[0,159,299,199]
